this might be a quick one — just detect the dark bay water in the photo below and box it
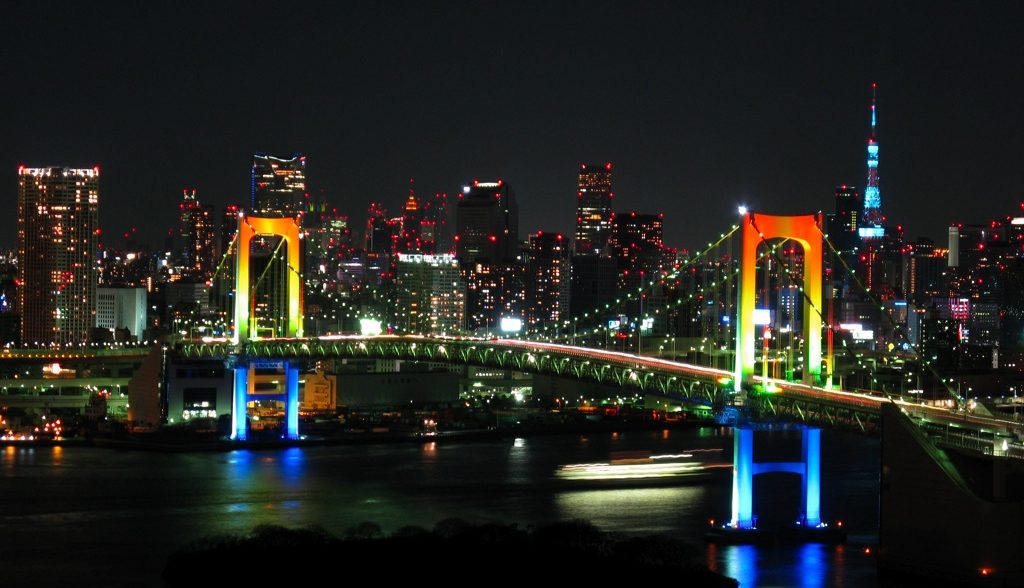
[1,427,880,587]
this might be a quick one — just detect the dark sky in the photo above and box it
[3,1,1024,251]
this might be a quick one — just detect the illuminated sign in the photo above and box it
[397,253,457,265]
[752,309,771,326]
[607,319,621,329]
[858,226,885,238]
[359,318,383,336]
[851,330,874,341]
[500,317,523,333]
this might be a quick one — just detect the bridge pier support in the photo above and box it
[231,366,248,441]
[731,427,755,528]
[729,425,822,529]
[803,427,821,527]
[284,362,299,440]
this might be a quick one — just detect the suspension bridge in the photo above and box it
[159,210,1024,581]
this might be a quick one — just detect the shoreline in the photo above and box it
[2,419,721,453]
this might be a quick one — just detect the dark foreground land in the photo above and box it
[164,520,738,586]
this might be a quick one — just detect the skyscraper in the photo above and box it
[525,231,570,327]
[394,252,465,334]
[220,204,241,259]
[251,153,307,216]
[211,204,241,334]
[178,189,215,281]
[833,185,861,235]
[455,180,518,264]
[397,181,423,254]
[365,202,392,254]
[860,84,884,236]
[609,211,664,289]
[828,184,862,256]
[18,166,100,344]
[421,192,449,254]
[574,163,613,255]
[455,180,522,332]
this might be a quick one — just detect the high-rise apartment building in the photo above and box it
[609,211,664,289]
[525,231,570,326]
[462,261,525,332]
[18,166,100,344]
[574,163,613,255]
[251,153,306,216]
[394,252,465,334]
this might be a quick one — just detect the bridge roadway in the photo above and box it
[175,335,1024,443]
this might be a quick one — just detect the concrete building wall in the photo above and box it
[880,403,1024,585]
[165,359,231,425]
[96,287,147,339]
[337,369,458,407]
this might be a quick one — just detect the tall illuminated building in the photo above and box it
[210,204,241,331]
[178,189,215,281]
[251,152,307,216]
[455,180,518,264]
[833,185,860,234]
[219,204,241,258]
[574,163,613,255]
[18,166,100,344]
[860,84,884,236]
[394,252,465,334]
[456,180,521,332]
[365,202,391,254]
[609,211,664,289]
[525,231,570,327]
[397,181,423,253]
[827,184,861,259]
[421,192,449,253]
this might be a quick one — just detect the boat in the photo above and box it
[554,449,729,486]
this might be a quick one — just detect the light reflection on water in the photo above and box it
[0,429,878,586]
[556,486,708,535]
[713,543,834,588]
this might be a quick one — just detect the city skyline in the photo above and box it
[4,2,1024,252]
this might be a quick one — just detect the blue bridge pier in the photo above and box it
[230,360,301,442]
[707,424,845,543]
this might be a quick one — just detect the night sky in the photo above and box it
[3,1,1023,251]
